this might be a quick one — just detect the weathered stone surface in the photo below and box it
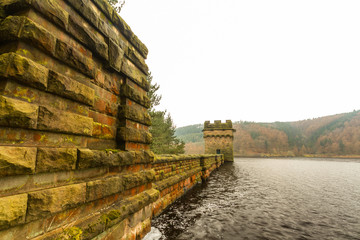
[77,148,135,168]
[27,183,86,221]
[20,16,57,54]
[127,46,149,74]
[36,147,77,173]
[108,38,124,72]
[0,95,38,129]
[121,58,149,91]
[0,53,48,90]
[117,127,152,144]
[0,146,37,177]
[121,84,150,108]
[68,14,108,60]
[118,105,151,126]
[0,14,22,41]
[37,106,93,136]
[31,0,69,30]
[47,70,94,106]
[86,176,124,201]
[65,0,99,28]
[55,39,95,78]
[91,0,113,19]
[0,194,28,230]
[0,0,31,15]
[123,170,155,190]
[111,12,148,59]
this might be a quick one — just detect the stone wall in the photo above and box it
[152,154,224,217]
[0,0,154,239]
[203,120,236,162]
[0,1,225,239]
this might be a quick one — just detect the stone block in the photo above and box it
[37,105,93,136]
[121,58,149,91]
[27,183,86,221]
[31,0,69,30]
[47,70,94,106]
[0,146,37,177]
[92,0,114,19]
[121,84,150,108]
[118,105,151,126]
[0,194,28,230]
[111,12,148,59]
[86,176,124,202]
[68,14,108,60]
[55,39,95,78]
[77,148,135,168]
[36,147,77,173]
[66,0,99,28]
[1,0,31,15]
[0,53,48,90]
[127,46,149,74]
[117,127,152,144]
[20,16,57,54]
[0,95,38,129]
[108,38,124,72]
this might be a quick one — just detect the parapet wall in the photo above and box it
[152,154,224,217]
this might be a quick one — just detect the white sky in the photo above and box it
[121,0,360,127]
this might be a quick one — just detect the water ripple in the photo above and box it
[148,158,360,240]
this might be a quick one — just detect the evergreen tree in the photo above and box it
[147,73,185,154]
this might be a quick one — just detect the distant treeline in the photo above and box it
[176,110,360,157]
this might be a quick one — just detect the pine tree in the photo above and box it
[147,73,185,154]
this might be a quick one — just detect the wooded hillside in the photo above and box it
[176,110,360,157]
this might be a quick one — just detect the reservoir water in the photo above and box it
[144,158,360,240]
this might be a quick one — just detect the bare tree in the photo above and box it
[107,0,125,13]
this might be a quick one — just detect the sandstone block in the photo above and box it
[111,12,148,59]
[20,16,57,54]
[121,84,150,108]
[65,0,99,27]
[27,183,86,221]
[86,176,124,202]
[118,105,151,126]
[36,147,77,173]
[77,148,135,168]
[0,194,28,230]
[69,14,108,60]
[0,95,38,129]
[117,127,152,144]
[1,0,31,15]
[31,0,69,30]
[47,70,94,106]
[92,0,114,19]
[37,106,93,136]
[108,38,124,72]
[0,53,48,90]
[0,146,37,177]
[55,39,95,78]
[127,46,149,74]
[121,58,149,91]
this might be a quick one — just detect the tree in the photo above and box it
[146,72,185,154]
[107,0,125,13]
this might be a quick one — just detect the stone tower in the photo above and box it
[203,120,236,162]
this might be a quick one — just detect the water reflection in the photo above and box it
[147,158,360,240]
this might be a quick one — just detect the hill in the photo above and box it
[176,110,360,157]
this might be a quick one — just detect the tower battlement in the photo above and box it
[203,120,236,161]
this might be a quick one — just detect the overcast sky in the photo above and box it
[121,0,360,127]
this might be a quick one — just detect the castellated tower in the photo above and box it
[203,120,236,162]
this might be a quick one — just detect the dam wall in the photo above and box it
[0,1,224,239]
